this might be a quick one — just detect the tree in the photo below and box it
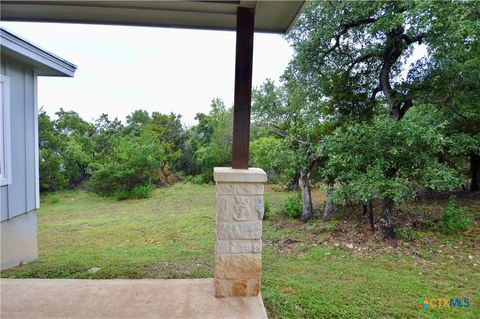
[413,103,480,192]
[38,108,95,190]
[287,0,479,236]
[183,98,232,182]
[252,80,333,221]
[124,109,151,136]
[143,112,184,173]
[250,136,296,183]
[288,0,479,119]
[92,113,123,154]
[88,134,168,199]
[38,109,66,191]
[54,109,95,187]
[325,114,464,237]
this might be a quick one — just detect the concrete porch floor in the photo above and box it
[0,278,268,319]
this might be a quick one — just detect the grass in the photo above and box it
[1,183,479,318]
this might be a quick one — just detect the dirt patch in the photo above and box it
[267,193,480,266]
[264,238,304,255]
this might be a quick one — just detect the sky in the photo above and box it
[1,22,293,126]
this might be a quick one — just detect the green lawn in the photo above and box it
[1,183,478,318]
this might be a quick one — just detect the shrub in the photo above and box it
[113,190,130,201]
[441,196,471,234]
[395,227,415,242]
[113,184,155,200]
[192,175,206,185]
[185,175,205,184]
[89,135,167,198]
[131,184,155,199]
[263,199,271,220]
[280,193,303,218]
[39,149,67,191]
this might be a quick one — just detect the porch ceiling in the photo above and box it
[0,0,306,33]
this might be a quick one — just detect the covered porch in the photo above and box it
[0,1,305,318]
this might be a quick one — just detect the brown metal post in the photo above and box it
[232,7,254,169]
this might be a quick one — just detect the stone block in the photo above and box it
[216,195,264,221]
[214,278,260,297]
[216,239,262,254]
[216,183,264,196]
[216,221,262,240]
[213,167,267,183]
[214,254,261,279]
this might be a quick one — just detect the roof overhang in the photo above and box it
[0,28,77,77]
[0,1,306,33]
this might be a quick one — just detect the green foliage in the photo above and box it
[88,135,171,199]
[252,80,330,181]
[250,136,297,183]
[263,199,271,220]
[39,148,67,191]
[441,196,471,234]
[114,184,155,201]
[39,111,66,191]
[395,227,415,242]
[325,115,463,205]
[54,109,95,187]
[38,108,95,190]
[182,98,232,182]
[185,175,205,185]
[284,0,480,225]
[287,0,479,121]
[38,107,186,196]
[280,193,303,219]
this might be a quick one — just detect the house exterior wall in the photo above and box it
[1,54,39,270]
[1,209,38,270]
[1,54,39,221]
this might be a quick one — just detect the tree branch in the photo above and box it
[400,33,426,45]
[346,53,375,74]
[319,17,376,60]
[340,18,377,29]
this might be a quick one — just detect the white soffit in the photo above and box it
[0,1,306,33]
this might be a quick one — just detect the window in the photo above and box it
[0,74,11,186]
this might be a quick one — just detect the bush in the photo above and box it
[263,199,271,220]
[39,149,67,191]
[280,193,303,218]
[441,196,471,234]
[114,184,154,200]
[89,135,167,198]
[185,175,205,184]
[395,227,415,242]
[192,175,206,185]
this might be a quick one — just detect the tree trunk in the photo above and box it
[469,152,480,192]
[323,183,334,221]
[299,171,314,222]
[380,198,396,239]
[368,200,374,231]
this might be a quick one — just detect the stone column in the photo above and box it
[213,167,267,297]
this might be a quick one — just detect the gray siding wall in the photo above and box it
[1,55,38,221]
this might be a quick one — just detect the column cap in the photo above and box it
[214,167,267,183]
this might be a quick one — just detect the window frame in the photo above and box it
[0,74,12,186]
